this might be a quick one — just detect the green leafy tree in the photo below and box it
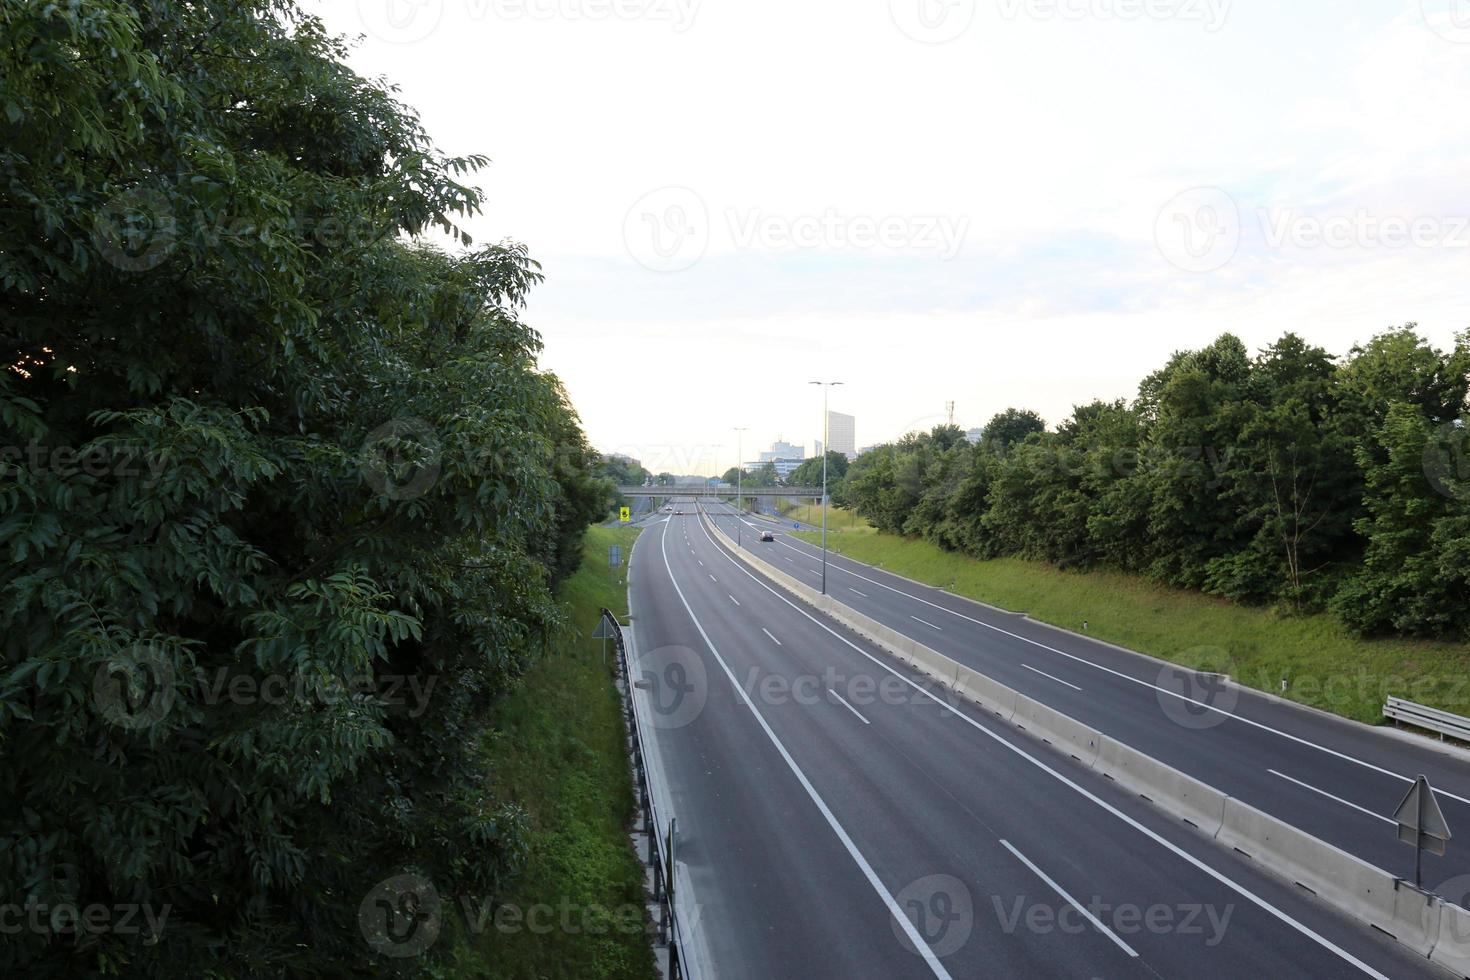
[1071,400,1149,571]
[787,450,848,488]
[1,2,603,974]
[978,409,1045,456]
[832,329,1468,638]
[746,462,778,487]
[844,445,904,531]
[1333,413,1470,640]
[598,454,649,488]
[1205,335,1358,607]
[1135,334,1254,589]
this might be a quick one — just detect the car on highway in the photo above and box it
[759,530,774,542]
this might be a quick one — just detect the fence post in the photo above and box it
[662,817,675,939]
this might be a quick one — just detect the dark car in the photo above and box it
[759,530,775,542]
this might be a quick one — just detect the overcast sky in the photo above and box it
[317,1,1470,475]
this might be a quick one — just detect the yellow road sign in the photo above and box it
[619,506,631,523]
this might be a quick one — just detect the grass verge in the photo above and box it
[448,524,653,979]
[777,499,865,531]
[793,514,1470,723]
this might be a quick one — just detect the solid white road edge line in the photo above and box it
[694,515,1392,980]
[657,518,955,980]
[1000,840,1138,958]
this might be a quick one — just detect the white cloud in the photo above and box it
[315,0,1469,473]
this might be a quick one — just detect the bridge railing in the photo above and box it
[617,485,822,498]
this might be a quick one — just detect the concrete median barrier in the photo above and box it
[1015,697,1101,766]
[1095,736,1227,836]
[953,665,1018,721]
[1217,797,1441,957]
[1433,902,1470,978]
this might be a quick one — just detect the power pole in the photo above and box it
[733,427,746,547]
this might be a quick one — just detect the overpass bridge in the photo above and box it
[617,485,824,498]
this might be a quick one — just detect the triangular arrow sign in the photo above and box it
[1394,774,1452,856]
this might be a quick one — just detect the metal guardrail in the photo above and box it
[603,607,692,980]
[1385,696,1470,743]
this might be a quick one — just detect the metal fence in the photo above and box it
[603,607,693,980]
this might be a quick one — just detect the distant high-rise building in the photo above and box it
[750,439,806,479]
[759,440,804,463]
[965,427,984,444]
[827,411,856,459]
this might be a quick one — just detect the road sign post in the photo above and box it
[1394,773,1452,888]
[593,613,618,667]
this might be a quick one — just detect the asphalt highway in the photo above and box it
[626,503,1446,978]
[703,500,1470,895]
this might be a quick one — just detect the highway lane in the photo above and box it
[629,505,1442,978]
[703,501,1470,892]
[630,514,923,978]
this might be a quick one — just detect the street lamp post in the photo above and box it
[809,381,843,594]
[733,427,747,548]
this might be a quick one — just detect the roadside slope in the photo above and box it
[453,524,654,980]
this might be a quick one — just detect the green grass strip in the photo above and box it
[794,515,1470,724]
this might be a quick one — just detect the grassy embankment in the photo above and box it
[777,498,866,531]
[793,511,1470,723]
[448,524,654,979]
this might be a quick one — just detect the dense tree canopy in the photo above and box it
[1,2,607,975]
[786,450,849,488]
[842,329,1470,639]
